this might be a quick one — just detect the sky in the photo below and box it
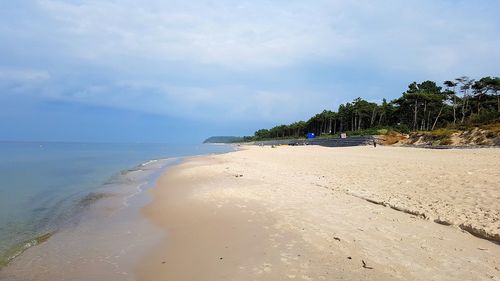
[0,0,499,143]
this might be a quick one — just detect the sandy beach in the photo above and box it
[137,145,500,281]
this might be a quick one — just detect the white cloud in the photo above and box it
[35,0,500,75]
[37,0,355,68]
[1,0,498,125]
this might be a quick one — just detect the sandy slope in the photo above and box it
[137,145,499,281]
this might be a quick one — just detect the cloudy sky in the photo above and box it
[1,0,499,142]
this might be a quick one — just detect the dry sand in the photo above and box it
[137,145,500,281]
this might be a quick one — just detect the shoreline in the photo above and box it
[0,143,235,277]
[0,157,172,270]
[137,145,499,280]
[0,157,180,281]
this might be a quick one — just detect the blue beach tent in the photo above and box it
[307,133,316,139]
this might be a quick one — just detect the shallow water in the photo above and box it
[0,141,233,270]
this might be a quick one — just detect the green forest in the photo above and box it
[245,76,500,141]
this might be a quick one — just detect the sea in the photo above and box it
[0,141,233,276]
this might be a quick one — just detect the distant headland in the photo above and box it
[203,136,243,144]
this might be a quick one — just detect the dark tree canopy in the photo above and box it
[246,76,500,141]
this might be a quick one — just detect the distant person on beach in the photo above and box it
[373,140,377,148]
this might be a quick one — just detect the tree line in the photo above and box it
[247,76,499,140]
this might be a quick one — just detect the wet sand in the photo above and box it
[137,145,500,281]
[0,159,174,281]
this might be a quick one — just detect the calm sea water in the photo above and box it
[0,141,233,266]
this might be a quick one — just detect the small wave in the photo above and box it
[122,182,148,207]
[115,158,172,178]
[141,159,158,166]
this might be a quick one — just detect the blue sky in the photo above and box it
[1,0,499,143]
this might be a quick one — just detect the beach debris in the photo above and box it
[347,256,352,260]
[477,247,488,251]
[333,236,341,241]
[362,260,373,269]
[235,174,244,178]
[162,261,166,264]
[219,257,223,260]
